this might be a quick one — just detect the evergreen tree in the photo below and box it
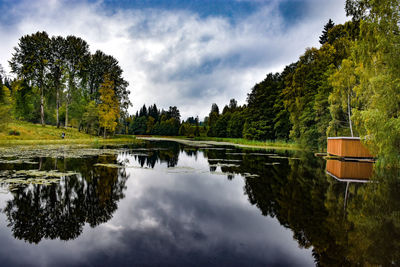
[245,73,282,140]
[207,103,220,137]
[139,105,147,117]
[194,117,200,137]
[319,19,335,45]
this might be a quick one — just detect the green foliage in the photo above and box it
[9,31,50,125]
[243,121,271,140]
[128,104,182,136]
[283,44,337,148]
[10,80,38,122]
[0,86,12,129]
[245,72,288,140]
[129,116,147,135]
[214,112,231,137]
[8,32,129,137]
[146,116,155,134]
[346,0,400,161]
[328,58,358,137]
[82,101,99,134]
[226,111,245,138]
[178,123,187,136]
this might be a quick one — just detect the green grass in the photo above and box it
[137,135,300,150]
[191,137,299,149]
[0,121,142,146]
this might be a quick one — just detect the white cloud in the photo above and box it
[0,0,347,119]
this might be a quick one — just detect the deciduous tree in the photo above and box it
[10,31,50,125]
[98,75,120,138]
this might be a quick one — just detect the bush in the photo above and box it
[8,130,20,136]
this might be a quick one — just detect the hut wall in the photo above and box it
[327,138,373,158]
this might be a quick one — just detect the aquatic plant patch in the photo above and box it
[0,145,128,159]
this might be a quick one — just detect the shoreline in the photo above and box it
[0,136,142,147]
[137,136,301,151]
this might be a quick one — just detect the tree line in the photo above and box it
[127,104,204,137]
[205,0,400,160]
[205,18,358,148]
[1,0,399,160]
[1,31,130,137]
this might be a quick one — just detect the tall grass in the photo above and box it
[192,137,299,149]
[138,135,300,150]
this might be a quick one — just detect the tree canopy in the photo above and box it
[8,31,130,137]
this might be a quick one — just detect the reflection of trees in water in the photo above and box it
[119,142,400,265]
[4,154,129,244]
[237,152,347,266]
[205,147,400,266]
[6,141,399,265]
[134,141,182,168]
[344,168,400,265]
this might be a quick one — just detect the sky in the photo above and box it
[0,0,348,120]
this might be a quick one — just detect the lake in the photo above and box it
[0,140,398,266]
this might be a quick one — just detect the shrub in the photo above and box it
[8,130,20,136]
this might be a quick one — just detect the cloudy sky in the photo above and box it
[0,0,347,119]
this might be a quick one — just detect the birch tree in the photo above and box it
[329,58,357,137]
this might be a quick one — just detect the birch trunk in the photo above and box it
[65,100,68,128]
[40,87,44,126]
[348,92,353,137]
[56,88,60,128]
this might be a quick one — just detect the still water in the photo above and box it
[0,140,398,266]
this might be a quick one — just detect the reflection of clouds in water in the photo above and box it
[104,152,313,266]
[0,148,313,267]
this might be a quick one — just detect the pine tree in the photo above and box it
[319,19,335,45]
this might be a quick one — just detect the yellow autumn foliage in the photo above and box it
[98,75,120,137]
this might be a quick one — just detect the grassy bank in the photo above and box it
[137,136,300,150]
[191,137,299,149]
[0,121,142,146]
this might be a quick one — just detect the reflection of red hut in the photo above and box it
[326,159,373,182]
[327,137,373,159]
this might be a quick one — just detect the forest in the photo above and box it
[0,32,130,137]
[0,0,399,161]
[129,0,400,162]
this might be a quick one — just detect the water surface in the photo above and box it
[0,141,398,266]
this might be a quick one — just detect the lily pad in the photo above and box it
[0,159,39,164]
[243,173,259,178]
[209,163,240,168]
[208,159,242,162]
[93,163,124,168]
